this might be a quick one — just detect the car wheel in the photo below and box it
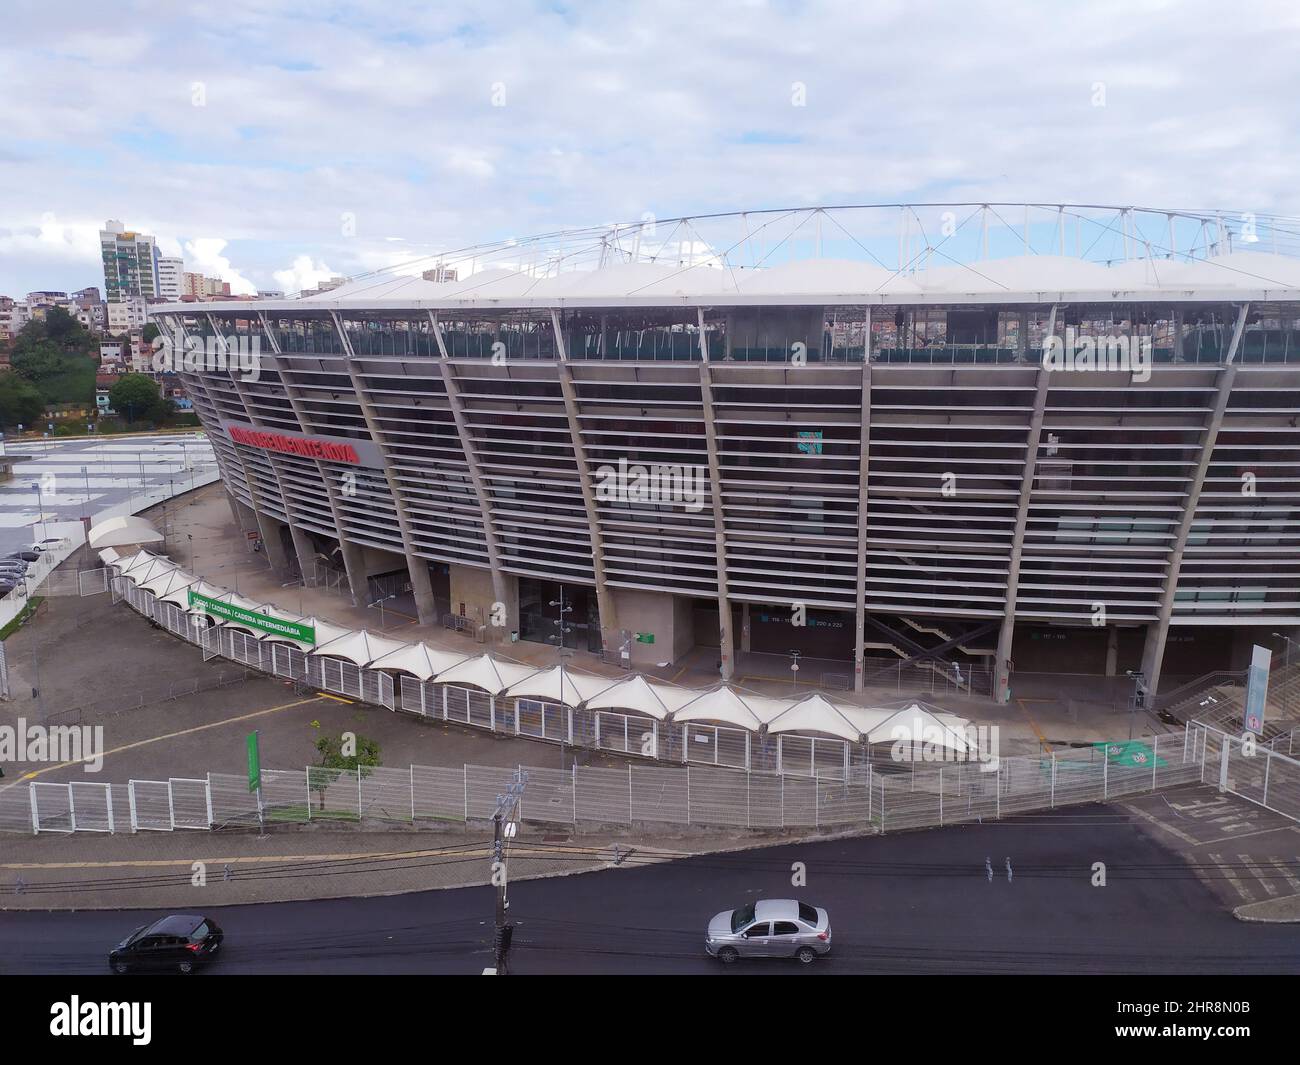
[717,947,739,965]
[796,946,817,964]
[113,961,129,974]
[178,959,194,974]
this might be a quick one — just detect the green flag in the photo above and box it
[247,731,261,793]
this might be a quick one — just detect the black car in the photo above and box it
[109,914,223,974]
[7,551,39,562]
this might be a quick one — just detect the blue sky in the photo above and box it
[1,0,1297,296]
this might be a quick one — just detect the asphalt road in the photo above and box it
[5,806,1300,975]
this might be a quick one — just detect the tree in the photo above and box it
[11,310,98,404]
[108,373,164,423]
[0,373,45,429]
[310,732,382,814]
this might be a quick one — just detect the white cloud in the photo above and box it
[273,255,338,294]
[182,237,257,295]
[0,0,1298,295]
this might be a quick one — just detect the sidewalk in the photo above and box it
[0,817,823,911]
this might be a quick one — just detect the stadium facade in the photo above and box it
[155,205,1300,703]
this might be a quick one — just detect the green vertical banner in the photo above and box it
[246,731,262,794]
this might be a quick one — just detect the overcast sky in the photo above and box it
[1,0,1298,297]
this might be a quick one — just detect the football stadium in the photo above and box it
[155,204,1300,704]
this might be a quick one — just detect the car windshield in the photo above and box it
[189,922,210,942]
[730,904,755,933]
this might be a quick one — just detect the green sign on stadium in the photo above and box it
[187,590,315,645]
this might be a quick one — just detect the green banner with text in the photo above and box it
[187,589,315,645]
[246,732,261,794]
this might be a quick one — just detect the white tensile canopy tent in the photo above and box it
[106,552,982,751]
[504,665,612,706]
[583,674,679,720]
[128,557,179,585]
[87,515,164,550]
[672,686,768,730]
[764,693,866,743]
[435,653,539,695]
[115,549,163,576]
[368,642,470,681]
[312,629,412,667]
[861,702,973,755]
[160,577,227,610]
[138,568,199,601]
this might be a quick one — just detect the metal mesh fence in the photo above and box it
[2,730,1235,838]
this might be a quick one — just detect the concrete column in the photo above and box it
[256,512,292,577]
[288,523,318,586]
[224,487,247,530]
[329,313,437,624]
[697,309,734,682]
[1141,307,1247,695]
[1105,625,1119,676]
[430,313,513,629]
[995,305,1057,703]
[741,601,752,653]
[336,535,369,606]
[550,309,620,652]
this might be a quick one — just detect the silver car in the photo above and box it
[706,899,831,964]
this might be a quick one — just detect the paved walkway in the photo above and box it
[0,817,824,911]
[158,483,1169,749]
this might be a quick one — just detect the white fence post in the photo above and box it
[571,764,577,824]
[410,765,416,822]
[128,781,138,832]
[1050,753,1057,808]
[628,765,634,823]
[28,786,39,834]
[1152,734,1159,789]
[1262,752,1271,808]
[938,766,944,825]
[1102,751,1109,800]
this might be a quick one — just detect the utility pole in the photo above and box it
[488,768,527,975]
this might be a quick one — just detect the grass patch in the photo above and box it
[0,596,43,640]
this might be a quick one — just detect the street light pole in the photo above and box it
[490,769,526,975]
[29,481,47,543]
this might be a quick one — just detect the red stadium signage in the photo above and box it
[227,425,361,465]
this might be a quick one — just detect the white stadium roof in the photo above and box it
[169,253,1300,314]
[161,205,1300,313]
